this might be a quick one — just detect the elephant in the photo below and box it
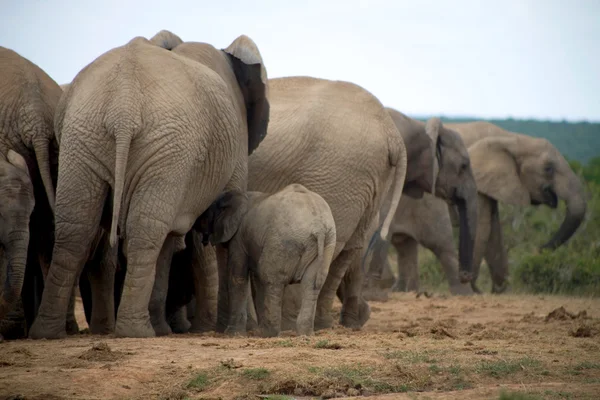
[0,151,35,340]
[197,184,336,337]
[279,109,478,330]
[362,109,478,297]
[29,29,269,339]
[0,47,63,339]
[448,122,587,291]
[378,122,587,293]
[246,76,407,332]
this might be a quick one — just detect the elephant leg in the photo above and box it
[470,194,493,294]
[257,282,284,338]
[66,285,80,335]
[314,247,358,331]
[429,246,473,296]
[29,167,108,340]
[246,279,259,333]
[168,305,191,333]
[224,241,249,336]
[484,200,509,293]
[391,235,419,292]
[190,233,218,333]
[339,254,370,330]
[280,284,300,332]
[216,244,229,333]
[362,236,392,301]
[81,231,117,334]
[115,209,172,338]
[148,235,177,336]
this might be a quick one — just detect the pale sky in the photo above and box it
[2,0,599,121]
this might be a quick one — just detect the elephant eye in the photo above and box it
[544,163,554,176]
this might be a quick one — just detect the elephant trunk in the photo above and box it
[0,229,30,321]
[456,181,477,283]
[541,174,586,250]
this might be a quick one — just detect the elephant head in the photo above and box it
[386,109,477,282]
[468,134,586,249]
[0,150,35,321]
[149,30,270,156]
[196,191,248,245]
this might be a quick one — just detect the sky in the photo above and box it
[2,0,599,122]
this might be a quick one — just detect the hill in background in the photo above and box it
[414,116,600,163]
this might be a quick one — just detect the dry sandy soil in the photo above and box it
[1,292,599,400]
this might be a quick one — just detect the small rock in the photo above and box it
[321,389,336,399]
[346,388,360,396]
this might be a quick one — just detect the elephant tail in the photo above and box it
[379,121,408,240]
[313,227,336,290]
[32,136,56,212]
[109,133,133,248]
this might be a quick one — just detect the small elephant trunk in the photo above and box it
[456,183,477,283]
[541,175,586,250]
[0,229,30,321]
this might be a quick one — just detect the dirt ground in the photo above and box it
[1,292,599,400]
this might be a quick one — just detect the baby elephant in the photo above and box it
[198,184,336,337]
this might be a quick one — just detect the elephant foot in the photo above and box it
[391,281,407,293]
[224,326,246,336]
[340,297,369,330]
[152,320,172,337]
[295,322,314,336]
[449,283,474,296]
[168,310,192,334]
[189,319,215,334]
[170,318,191,334]
[492,281,510,294]
[246,316,259,333]
[470,282,483,295]
[258,325,280,338]
[66,318,80,335]
[358,298,371,327]
[313,311,334,331]
[29,315,67,340]
[89,318,115,335]
[115,318,156,338]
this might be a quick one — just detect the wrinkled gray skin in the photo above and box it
[246,77,407,332]
[0,47,68,339]
[363,110,478,297]
[280,110,478,329]
[376,123,587,293]
[0,151,35,340]
[198,184,336,337]
[29,30,269,339]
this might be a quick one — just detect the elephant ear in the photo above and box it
[149,30,183,50]
[468,137,530,206]
[425,118,441,195]
[7,150,30,177]
[210,190,248,244]
[223,35,270,155]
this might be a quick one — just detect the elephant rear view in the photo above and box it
[30,31,270,339]
[198,184,337,337]
[248,77,407,330]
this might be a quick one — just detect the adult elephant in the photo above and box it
[360,109,477,297]
[448,122,587,292]
[384,122,587,293]
[0,47,61,339]
[246,76,407,332]
[29,30,269,339]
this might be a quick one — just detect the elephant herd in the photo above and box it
[0,29,586,341]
